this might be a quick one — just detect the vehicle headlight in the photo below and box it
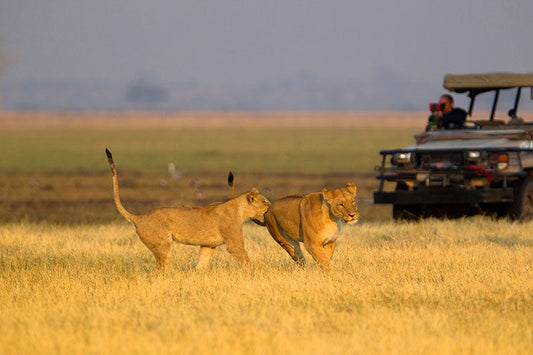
[391,152,414,165]
[467,151,480,160]
[490,153,509,171]
[497,154,509,171]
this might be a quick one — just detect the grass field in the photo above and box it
[1,111,419,173]
[1,111,533,354]
[1,220,532,354]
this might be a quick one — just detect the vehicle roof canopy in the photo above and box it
[444,73,533,93]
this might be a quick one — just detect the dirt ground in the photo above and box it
[0,171,390,224]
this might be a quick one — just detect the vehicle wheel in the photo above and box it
[480,203,509,219]
[392,204,421,221]
[392,183,422,220]
[509,177,533,221]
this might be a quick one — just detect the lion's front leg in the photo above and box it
[196,246,215,270]
[303,238,331,270]
[323,241,336,260]
[223,229,251,268]
[300,217,331,269]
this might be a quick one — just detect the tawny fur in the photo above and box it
[264,183,359,269]
[106,149,271,271]
[227,171,266,227]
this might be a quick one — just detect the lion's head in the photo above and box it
[322,183,359,224]
[247,188,271,224]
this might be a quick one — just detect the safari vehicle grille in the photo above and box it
[419,152,463,169]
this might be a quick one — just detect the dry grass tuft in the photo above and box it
[1,219,532,354]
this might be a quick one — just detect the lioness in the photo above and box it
[105,149,271,271]
[264,184,358,269]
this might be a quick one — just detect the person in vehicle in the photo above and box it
[434,94,467,129]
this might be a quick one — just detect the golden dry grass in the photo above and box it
[1,219,532,354]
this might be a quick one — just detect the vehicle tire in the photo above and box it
[392,183,421,221]
[392,204,421,221]
[509,177,533,221]
[480,203,509,220]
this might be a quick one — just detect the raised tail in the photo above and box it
[106,149,137,223]
[227,171,237,198]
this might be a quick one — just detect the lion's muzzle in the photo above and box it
[344,211,359,224]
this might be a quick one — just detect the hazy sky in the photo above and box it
[1,0,532,87]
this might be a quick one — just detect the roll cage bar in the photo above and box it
[443,73,533,121]
[466,87,523,121]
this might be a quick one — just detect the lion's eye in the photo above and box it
[339,203,345,208]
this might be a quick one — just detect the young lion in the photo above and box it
[264,184,358,269]
[105,149,271,271]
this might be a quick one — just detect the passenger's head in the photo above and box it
[439,94,454,114]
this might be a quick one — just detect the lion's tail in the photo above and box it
[227,171,237,198]
[105,149,137,223]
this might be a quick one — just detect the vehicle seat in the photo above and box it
[474,120,506,128]
[507,117,525,125]
[507,109,525,125]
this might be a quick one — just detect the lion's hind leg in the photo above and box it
[153,239,173,272]
[288,239,306,265]
[196,246,215,270]
[266,217,305,265]
[137,228,174,272]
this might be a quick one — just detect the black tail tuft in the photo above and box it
[105,148,114,163]
[227,171,234,187]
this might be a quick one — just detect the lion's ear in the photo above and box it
[247,188,259,202]
[322,188,334,202]
[346,183,357,196]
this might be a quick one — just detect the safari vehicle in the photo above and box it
[374,73,533,220]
